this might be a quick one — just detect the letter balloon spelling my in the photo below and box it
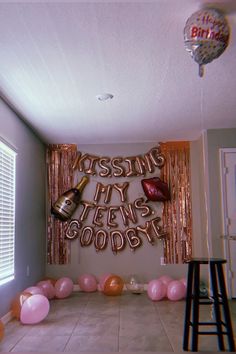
[184,8,230,77]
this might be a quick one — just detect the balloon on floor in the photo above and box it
[11,292,32,320]
[37,280,56,299]
[167,280,186,301]
[103,275,124,296]
[78,274,97,292]
[147,279,166,301]
[20,294,50,325]
[55,277,73,299]
[97,273,113,291]
[24,286,44,296]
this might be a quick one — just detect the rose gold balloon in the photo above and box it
[110,230,126,254]
[11,292,32,320]
[134,197,153,217]
[93,206,107,227]
[119,203,137,227]
[94,229,108,251]
[113,182,129,202]
[98,157,111,177]
[137,221,154,244]
[107,206,119,228]
[84,155,99,175]
[103,275,124,296]
[149,147,165,168]
[80,226,94,246]
[111,157,125,177]
[93,183,112,204]
[79,201,95,222]
[0,320,5,342]
[125,228,142,250]
[125,156,138,177]
[65,219,81,240]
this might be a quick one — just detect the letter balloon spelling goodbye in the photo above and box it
[184,8,230,77]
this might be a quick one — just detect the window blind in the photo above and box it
[0,140,16,286]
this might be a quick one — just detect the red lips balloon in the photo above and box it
[141,177,170,202]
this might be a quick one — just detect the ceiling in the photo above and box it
[0,0,236,145]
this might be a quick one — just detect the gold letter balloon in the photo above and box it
[184,8,230,77]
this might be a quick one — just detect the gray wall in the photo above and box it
[0,99,46,317]
[46,143,188,284]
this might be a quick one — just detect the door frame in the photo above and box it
[219,148,236,299]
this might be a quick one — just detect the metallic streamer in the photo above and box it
[47,144,77,264]
[160,142,192,264]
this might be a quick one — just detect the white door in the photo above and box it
[220,148,236,298]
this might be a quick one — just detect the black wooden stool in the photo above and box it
[183,258,235,352]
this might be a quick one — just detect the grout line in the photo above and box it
[117,295,121,352]
[153,302,175,352]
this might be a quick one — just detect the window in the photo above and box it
[0,139,16,286]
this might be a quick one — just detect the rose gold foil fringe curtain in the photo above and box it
[47,144,77,264]
[160,142,192,264]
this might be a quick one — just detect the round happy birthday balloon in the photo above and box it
[184,8,230,76]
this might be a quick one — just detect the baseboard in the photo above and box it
[1,310,13,325]
[74,283,148,291]
[1,283,148,324]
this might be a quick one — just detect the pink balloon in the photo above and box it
[179,278,187,297]
[78,274,97,292]
[55,277,73,299]
[98,273,112,292]
[180,277,187,288]
[24,286,44,296]
[167,280,186,301]
[147,279,166,301]
[36,280,55,300]
[158,275,173,286]
[20,294,50,324]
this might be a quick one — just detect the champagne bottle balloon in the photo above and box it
[51,176,89,221]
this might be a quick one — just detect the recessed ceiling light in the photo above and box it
[96,93,114,101]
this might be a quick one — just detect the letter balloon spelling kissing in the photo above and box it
[184,8,230,77]
[111,157,125,177]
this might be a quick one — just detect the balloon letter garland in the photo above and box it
[184,8,230,77]
[53,145,171,254]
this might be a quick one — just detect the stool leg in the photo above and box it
[216,263,235,352]
[191,262,200,352]
[183,262,194,351]
[210,262,225,351]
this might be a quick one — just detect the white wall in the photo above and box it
[190,129,236,282]
[0,99,46,317]
[46,143,187,284]
[206,128,236,257]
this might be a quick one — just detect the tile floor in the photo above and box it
[0,291,235,352]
